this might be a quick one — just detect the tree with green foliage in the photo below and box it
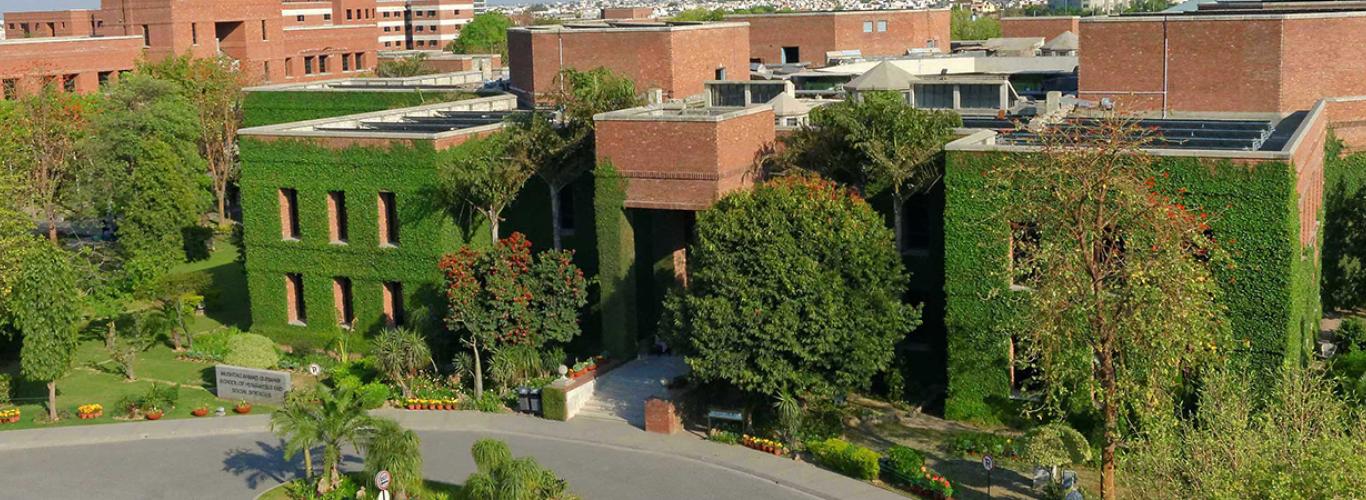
[0,84,97,242]
[373,326,433,398]
[438,133,531,242]
[1126,367,1366,497]
[463,438,573,500]
[0,161,39,331]
[447,12,513,57]
[950,8,1001,41]
[661,176,919,399]
[88,74,207,285]
[137,54,246,226]
[504,68,641,250]
[670,8,725,21]
[312,386,376,494]
[377,53,437,78]
[271,388,322,483]
[778,91,961,252]
[14,242,84,421]
[141,271,210,351]
[362,419,424,499]
[439,233,589,399]
[988,118,1228,500]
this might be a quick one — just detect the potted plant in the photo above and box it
[145,407,164,420]
[234,401,252,414]
[0,408,19,424]
[191,405,209,417]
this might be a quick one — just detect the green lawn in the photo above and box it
[0,242,267,430]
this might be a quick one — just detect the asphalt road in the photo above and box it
[0,429,815,500]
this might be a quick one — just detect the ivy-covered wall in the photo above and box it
[239,137,599,352]
[943,149,1320,424]
[242,91,475,128]
[1322,137,1366,311]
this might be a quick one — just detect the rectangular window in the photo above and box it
[714,67,726,80]
[285,57,294,77]
[415,25,423,32]
[863,21,872,33]
[356,53,365,70]
[342,54,351,72]
[63,74,77,92]
[297,15,305,22]
[304,56,315,74]
[142,24,150,46]
[98,71,113,87]
[384,41,392,47]
[781,46,799,64]
[877,20,888,32]
[279,188,300,240]
[323,13,332,21]
[327,191,348,242]
[378,191,398,246]
[319,54,329,73]
[1009,222,1040,288]
[2,79,17,100]
[261,19,268,40]
[262,61,271,82]
[285,273,306,325]
[191,23,198,44]
[333,277,354,327]
[382,281,404,326]
[346,9,353,20]
[427,10,436,16]
[384,11,390,18]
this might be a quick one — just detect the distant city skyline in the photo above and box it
[0,0,538,14]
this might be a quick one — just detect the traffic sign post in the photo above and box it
[982,455,994,499]
[375,470,391,491]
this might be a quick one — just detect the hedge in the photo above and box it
[806,438,880,480]
[242,91,475,128]
[592,161,637,358]
[943,150,1319,423]
[540,383,567,421]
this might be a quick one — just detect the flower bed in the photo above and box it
[949,431,1020,458]
[0,408,19,424]
[567,355,608,379]
[404,398,461,410]
[740,435,787,456]
[77,403,104,420]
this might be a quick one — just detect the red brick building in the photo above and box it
[1000,16,1079,41]
[1,0,380,92]
[726,9,950,67]
[1079,11,1366,117]
[507,21,750,103]
[601,7,656,20]
[375,0,475,50]
[0,35,143,97]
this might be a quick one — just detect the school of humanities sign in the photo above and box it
[215,365,291,403]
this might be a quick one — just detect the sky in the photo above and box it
[0,0,99,14]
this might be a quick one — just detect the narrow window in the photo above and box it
[2,79,16,100]
[355,52,365,70]
[342,54,351,72]
[327,191,348,243]
[1009,222,1039,288]
[63,74,77,92]
[319,54,329,73]
[347,9,353,20]
[378,191,398,246]
[1009,334,1038,398]
[877,20,887,32]
[285,57,294,77]
[98,71,113,87]
[279,188,300,240]
[262,61,271,82]
[261,19,268,40]
[285,273,307,325]
[863,21,872,33]
[333,277,354,328]
[382,281,404,326]
[559,188,576,236]
[191,23,198,45]
[714,67,725,80]
[142,24,150,46]
[304,56,315,75]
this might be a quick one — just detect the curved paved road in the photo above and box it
[0,412,902,499]
[0,429,811,500]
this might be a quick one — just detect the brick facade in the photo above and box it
[728,9,950,67]
[508,22,750,102]
[0,36,143,97]
[376,0,474,50]
[3,10,97,38]
[594,105,776,210]
[1080,13,1366,116]
[1000,16,1079,41]
[601,7,655,20]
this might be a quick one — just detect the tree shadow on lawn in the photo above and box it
[222,441,362,490]
[201,259,251,332]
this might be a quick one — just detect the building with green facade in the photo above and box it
[940,111,1329,423]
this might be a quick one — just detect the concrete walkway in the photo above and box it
[0,410,903,500]
[577,355,690,426]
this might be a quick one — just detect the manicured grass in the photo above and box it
[257,477,463,500]
[0,243,266,431]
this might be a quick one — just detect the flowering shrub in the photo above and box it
[0,407,19,424]
[908,466,955,499]
[405,398,461,410]
[77,403,103,419]
[949,431,1019,458]
[740,435,786,456]
[707,429,740,445]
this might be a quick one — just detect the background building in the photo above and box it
[727,9,951,67]
[1000,15,1080,41]
[375,0,475,50]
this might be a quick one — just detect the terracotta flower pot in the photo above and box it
[234,405,251,414]
[145,412,163,421]
[192,408,208,417]
[408,404,418,410]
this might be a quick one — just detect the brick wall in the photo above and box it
[508,23,748,101]
[3,10,96,39]
[1000,16,1079,41]
[0,36,142,96]
[601,7,655,20]
[730,9,949,67]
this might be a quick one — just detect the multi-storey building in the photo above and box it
[726,9,951,67]
[375,0,475,50]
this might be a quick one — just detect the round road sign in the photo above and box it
[983,455,994,472]
[375,470,391,491]
[307,363,322,376]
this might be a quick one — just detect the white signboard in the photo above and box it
[215,364,292,403]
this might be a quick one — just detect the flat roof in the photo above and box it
[512,20,749,33]
[0,35,142,46]
[1089,7,1366,20]
[245,70,489,93]
[950,105,1323,159]
[1000,15,1082,20]
[595,103,773,123]
[240,94,518,141]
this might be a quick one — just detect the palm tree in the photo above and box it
[373,327,432,399]
[270,388,321,482]
[362,419,423,499]
[463,439,572,500]
[313,386,375,494]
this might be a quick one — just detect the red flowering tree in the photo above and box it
[439,233,588,398]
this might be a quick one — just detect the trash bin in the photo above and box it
[517,387,531,413]
[530,389,542,415]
